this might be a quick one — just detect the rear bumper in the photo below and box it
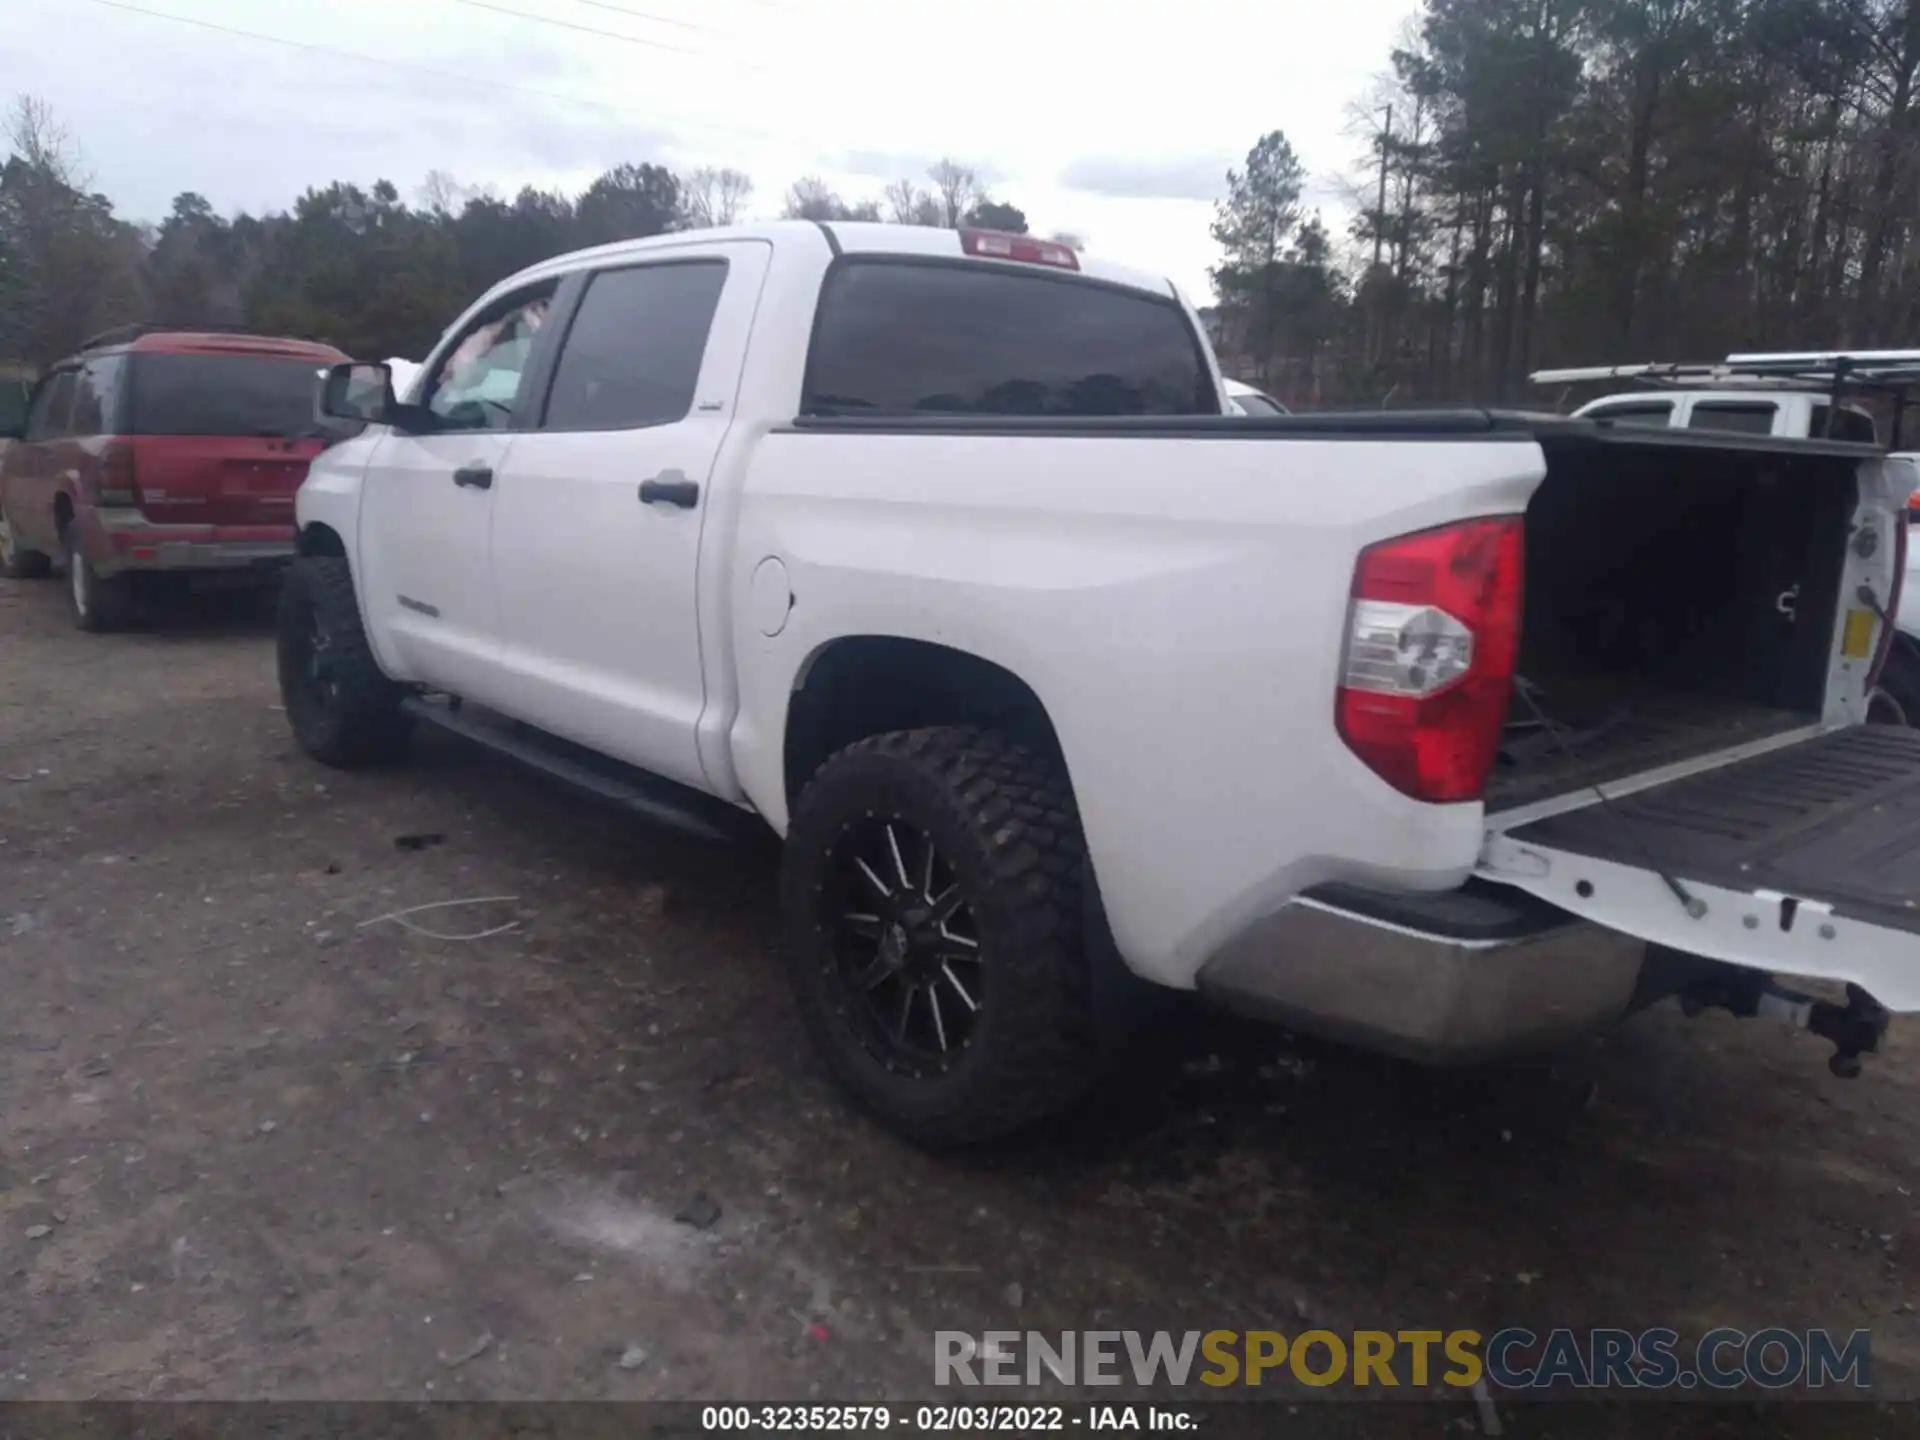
[1195,884,1646,1062]
[91,512,294,575]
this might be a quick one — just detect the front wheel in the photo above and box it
[277,555,411,766]
[780,726,1100,1148]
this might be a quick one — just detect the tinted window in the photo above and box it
[69,354,126,435]
[1687,403,1777,435]
[804,261,1212,417]
[24,370,76,441]
[1234,391,1288,417]
[128,354,346,437]
[543,261,727,431]
[1811,405,1879,444]
[426,290,554,431]
[1586,402,1673,428]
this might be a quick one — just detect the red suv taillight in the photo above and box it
[97,439,139,509]
[1336,516,1526,803]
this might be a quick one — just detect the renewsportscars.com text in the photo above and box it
[934,1327,1872,1391]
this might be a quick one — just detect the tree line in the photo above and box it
[9,0,1918,408]
[1213,0,1920,406]
[0,96,1044,366]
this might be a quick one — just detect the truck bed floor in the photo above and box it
[1505,726,1920,933]
[1486,678,1812,813]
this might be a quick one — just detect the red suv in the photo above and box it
[0,327,354,630]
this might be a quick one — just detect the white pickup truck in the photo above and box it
[285,221,1919,1145]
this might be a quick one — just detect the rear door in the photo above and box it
[123,351,339,526]
[487,242,765,790]
[5,368,77,554]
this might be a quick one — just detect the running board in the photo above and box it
[400,696,748,843]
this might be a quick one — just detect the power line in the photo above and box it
[451,0,711,57]
[79,0,777,145]
[562,0,715,35]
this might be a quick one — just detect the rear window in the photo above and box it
[803,260,1213,417]
[127,353,353,438]
[1811,405,1879,444]
[1586,401,1674,428]
[1687,403,1778,435]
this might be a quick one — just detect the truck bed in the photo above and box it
[1503,726,1920,934]
[1486,678,1813,812]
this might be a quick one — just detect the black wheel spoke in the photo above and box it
[940,962,978,1013]
[853,855,892,899]
[823,814,983,1072]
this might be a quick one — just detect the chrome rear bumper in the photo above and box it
[1196,886,1646,1063]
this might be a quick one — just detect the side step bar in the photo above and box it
[400,696,751,843]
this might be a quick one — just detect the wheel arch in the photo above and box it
[297,522,349,560]
[781,635,1067,811]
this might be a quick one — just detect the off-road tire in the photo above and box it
[781,726,1100,1148]
[1873,641,1920,728]
[278,555,412,767]
[66,533,135,632]
[0,507,51,579]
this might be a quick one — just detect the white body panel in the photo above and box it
[726,429,1545,986]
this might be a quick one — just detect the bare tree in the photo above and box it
[681,166,754,228]
[927,158,982,227]
[7,95,86,189]
[416,169,469,216]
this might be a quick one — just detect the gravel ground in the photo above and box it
[4,573,1920,1433]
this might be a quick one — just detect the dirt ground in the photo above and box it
[6,574,1920,1430]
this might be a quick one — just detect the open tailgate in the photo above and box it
[1478,727,1920,1008]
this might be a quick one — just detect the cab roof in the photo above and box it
[502,219,1183,303]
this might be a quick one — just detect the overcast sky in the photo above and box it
[3,0,1418,302]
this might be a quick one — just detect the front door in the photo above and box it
[355,282,556,708]
[488,243,768,791]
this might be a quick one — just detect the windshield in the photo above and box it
[128,353,358,439]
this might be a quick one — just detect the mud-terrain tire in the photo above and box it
[781,726,1100,1148]
[66,532,135,632]
[278,555,411,766]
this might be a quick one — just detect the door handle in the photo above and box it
[453,464,494,490]
[639,472,700,508]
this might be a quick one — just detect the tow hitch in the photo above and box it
[1650,947,1891,1077]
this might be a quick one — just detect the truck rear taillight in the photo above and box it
[97,440,139,508]
[1336,517,1526,804]
[959,230,1079,270]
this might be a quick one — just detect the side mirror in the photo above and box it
[0,377,31,439]
[318,362,399,427]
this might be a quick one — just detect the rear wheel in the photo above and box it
[278,555,411,766]
[0,507,52,580]
[780,726,1100,1148]
[65,532,135,631]
[1870,643,1920,727]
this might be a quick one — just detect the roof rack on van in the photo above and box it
[1531,349,1920,448]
